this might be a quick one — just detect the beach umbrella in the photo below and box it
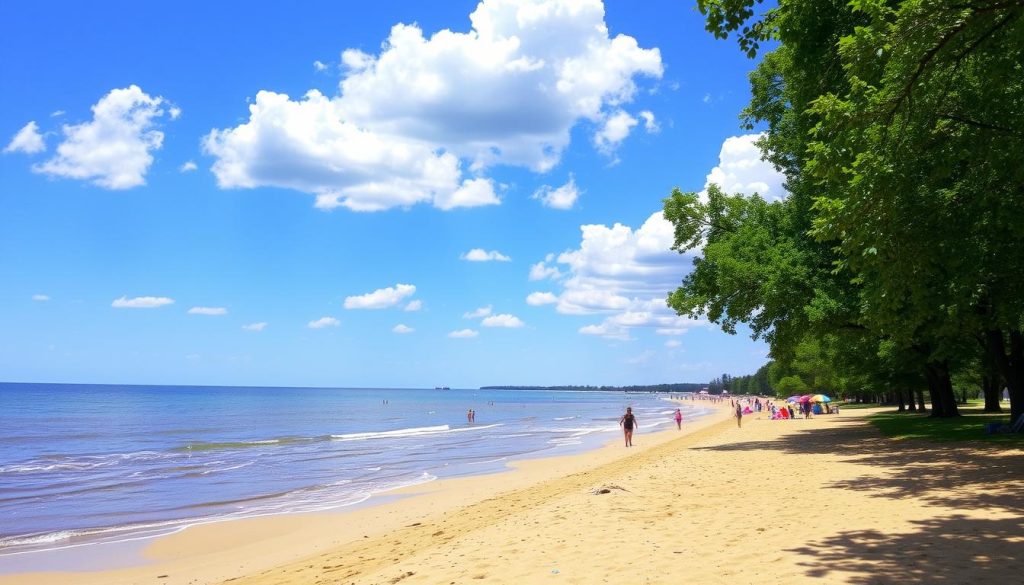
[810,394,831,403]
[785,395,801,403]
[799,394,813,403]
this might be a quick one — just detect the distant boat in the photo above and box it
[434,386,450,390]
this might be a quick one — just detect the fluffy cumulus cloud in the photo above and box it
[112,295,174,309]
[204,0,661,212]
[4,121,46,154]
[242,322,267,331]
[704,133,786,202]
[392,324,415,334]
[481,313,525,328]
[531,211,706,339]
[344,283,417,309]
[187,306,227,316]
[179,161,197,173]
[404,300,423,312]
[529,133,787,339]
[461,248,511,262]
[593,109,637,154]
[638,110,658,133]
[526,291,557,305]
[33,86,173,189]
[463,305,493,319]
[448,328,479,338]
[529,253,563,281]
[532,175,580,210]
[308,316,340,328]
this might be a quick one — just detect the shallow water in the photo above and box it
[0,383,702,556]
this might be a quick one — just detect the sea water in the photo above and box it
[0,383,706,558]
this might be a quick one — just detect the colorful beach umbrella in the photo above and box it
[810,394,832,403]
[799,394,814,403]
[785,395,801,403]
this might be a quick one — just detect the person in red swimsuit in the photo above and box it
[619,407,638,447]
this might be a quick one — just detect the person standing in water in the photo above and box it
[619,407,637,447]
[674,408,683,430]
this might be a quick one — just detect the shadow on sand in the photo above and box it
[695,417,1024,583]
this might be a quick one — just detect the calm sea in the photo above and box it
[0,383,705,557]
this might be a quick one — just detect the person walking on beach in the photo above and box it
[674,408,683,430]
[735,402,743,428]
[619,407,637,447]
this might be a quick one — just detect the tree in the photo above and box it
[680,0,1024,420]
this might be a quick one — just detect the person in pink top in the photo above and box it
[673,408,683,430]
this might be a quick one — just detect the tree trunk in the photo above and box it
[985,329,1024,425]
[896,387,906,412]
[916,388,927,412]
[924,361,959,417]
[982,374,1002,412]
[906,387,917,412]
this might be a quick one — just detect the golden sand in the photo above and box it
[6,404,1021,585]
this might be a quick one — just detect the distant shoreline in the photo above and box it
[479,383,706,392]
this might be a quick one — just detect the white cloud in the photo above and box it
[4,121,46,154]
[112,295,174,309]
[665,339,682,348]
[242,322,267,331]
[702,93,712,104]
[481,313,524,328]
[32,294,50,301]
[532,175,580,210]
[33,86,171,189]
[404,299,423,311]
[526,291,557,305]
[594,109,637,154]
[461,248,511,262]
[528,134,783,340]
[529,210,707,338]
[206,90,465,213]
[168,107,181,120]
[579,322,630,341]
[308,316,340,328]
[313,60,328,71]
[433,178,501,210]
[392,324,415,334]
[529,253,563,281]
[188,306,227,316]
[179,160,198,173]
[50,110,65,117]
[703,133,786,202]
[448,328,479,338]
[638,110,658,133]
[344,283,416,309]
[463,305,493,319]
[204,0,662,212]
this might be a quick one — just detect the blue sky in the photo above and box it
[0,0,783,388]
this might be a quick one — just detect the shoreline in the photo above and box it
[10,401,1018,584]
[0,399,728,584]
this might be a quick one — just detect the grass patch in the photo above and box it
[833,402,885,410]
[868,406,1022,444]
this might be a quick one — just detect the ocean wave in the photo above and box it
[330,423,501,442]
[0,451,169,474]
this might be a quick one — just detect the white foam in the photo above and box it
[330,423,501,442]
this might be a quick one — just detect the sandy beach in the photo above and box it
[5,403,1022,585]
